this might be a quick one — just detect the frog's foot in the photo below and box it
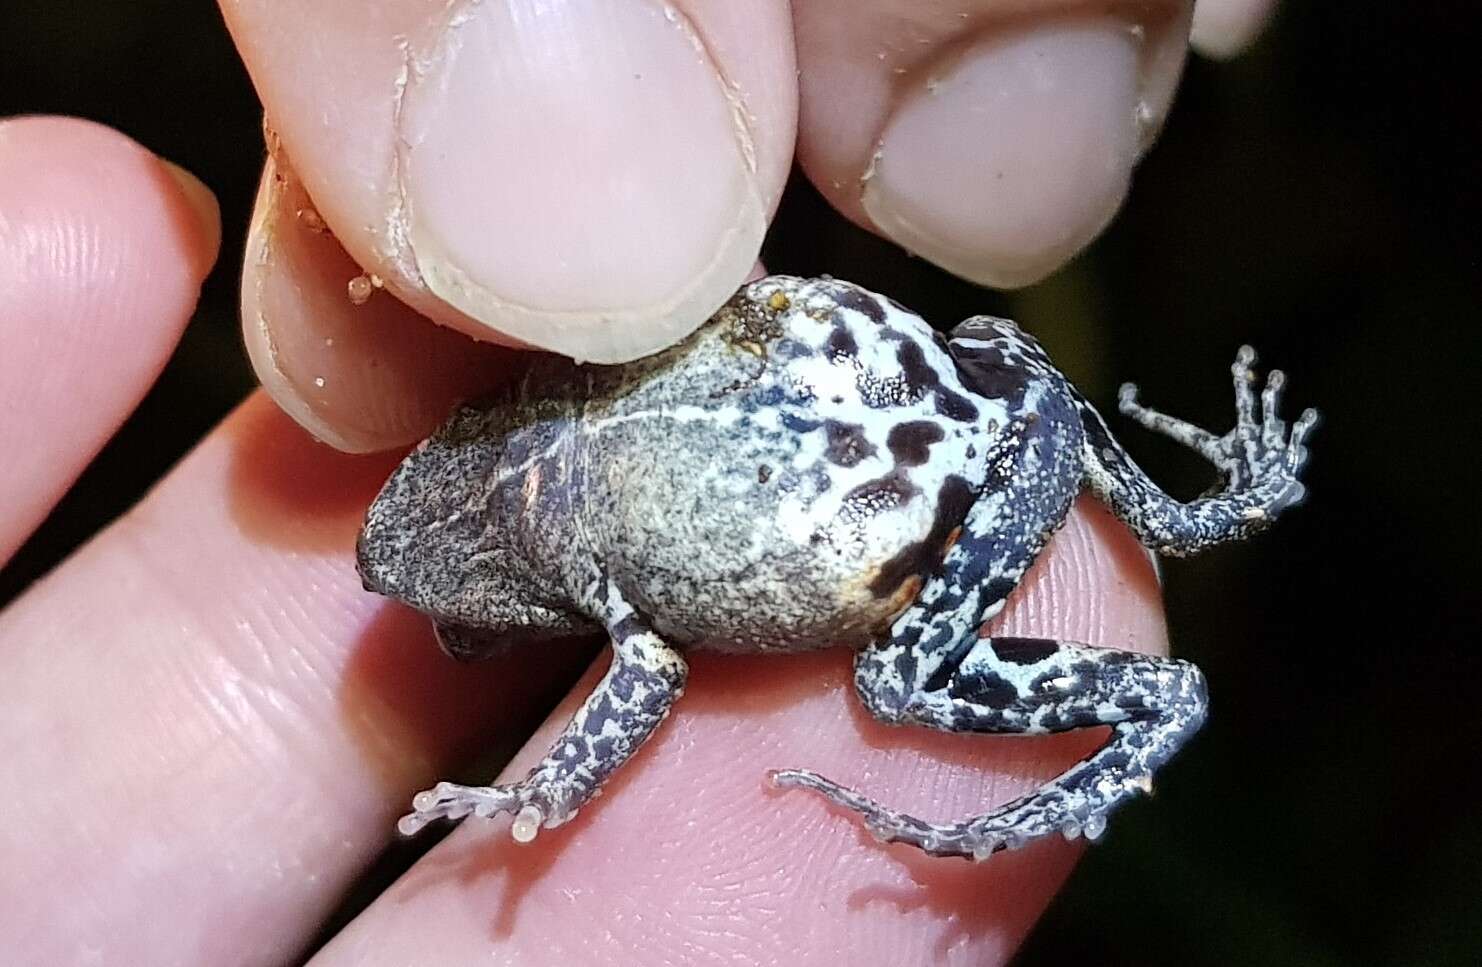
[774,636,1208,860]
[1120,346,1318,506]
[1083,346,1318,555]
[397,780,564,842]
[773,717,1170,860]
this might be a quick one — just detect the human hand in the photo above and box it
[2,2,1275,962]
[226,0,1276,452]
[0,117,1162,965]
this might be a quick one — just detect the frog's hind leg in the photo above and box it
[836,317,1088,720]
[398,582,686,841]
[773,319,1209,858]
[773,638,1207,859]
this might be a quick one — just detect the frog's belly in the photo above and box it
[596,414,992,652]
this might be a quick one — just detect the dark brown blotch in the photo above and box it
[887,420,945,466]
[827,323,859,359]
[895,341,938,397]
[833,286,887,324]
[952,345,1030,405]
[989,636,1061,666]
[956,670,1019,710]
[896,341,979,423]
[866,475,975,597]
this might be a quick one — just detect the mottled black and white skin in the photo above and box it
[357,275,1317,859]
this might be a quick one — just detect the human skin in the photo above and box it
[0,115,1165,967]
[227,0,1269,451]
[0,3,1273,963]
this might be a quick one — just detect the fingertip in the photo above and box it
[394,0,770,362]
[156,158,223,279]
[241,154,512,454]
[0,115,215,559]
[1191,0,1280,60]
[858,19,1143,289]
[796,2,1192,289]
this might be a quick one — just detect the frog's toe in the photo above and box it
[396,780,527,837]
[1289,407,1320,465]
[1212,349,1319,499]
[780,637,1207,860]
[1117,381,1225,462]
[773,739,1165,861]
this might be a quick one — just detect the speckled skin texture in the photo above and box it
[358,275,1316,859]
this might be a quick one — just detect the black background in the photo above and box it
[3,3,1480,964]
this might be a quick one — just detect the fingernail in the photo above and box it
[862,18,1161,289]
[157,158,222,276]
[243,157,507,454]
[1192,0,1278,60]
[242,162,358,453]
[396,0,766,362]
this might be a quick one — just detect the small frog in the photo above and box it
[358,275,1316,859]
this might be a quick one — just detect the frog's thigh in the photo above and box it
[856,390,1085,712]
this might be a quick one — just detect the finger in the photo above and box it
[242,151,512,453]
[0,396,594,965]
[220,0,796,364]
[0,115,219,563]
[793,0,1192,288]
[312,499,1167,966]
[243,156,771,455]
[1191,0,1279,60]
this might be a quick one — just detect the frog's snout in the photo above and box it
[356,455,488,611]
[355,508,399,597]
[357,478,422,602]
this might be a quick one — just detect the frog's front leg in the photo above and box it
[398,583,686,841]
[1081,345,1318,555]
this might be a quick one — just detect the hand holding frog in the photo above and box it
[1,3,1285,962]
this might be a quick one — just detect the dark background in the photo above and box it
[3,3,1480,965]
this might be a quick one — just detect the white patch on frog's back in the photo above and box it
[752,279,1010,570]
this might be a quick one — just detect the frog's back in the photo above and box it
[579,277,997,652]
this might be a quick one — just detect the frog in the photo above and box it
[357,275,1316,860]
